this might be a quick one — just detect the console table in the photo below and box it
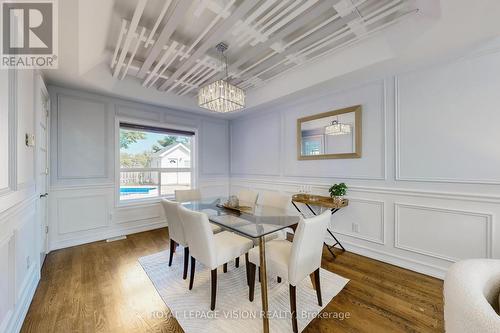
[291,194,348,258]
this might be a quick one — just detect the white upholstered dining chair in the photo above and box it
[247,210,331,333]
[174,189,201,202]
[258,191,291,210]
[161,199,190,279]
[259,191,294,240]
[174,189,222,234]
[178,205,254,310]
[237,188,259,205]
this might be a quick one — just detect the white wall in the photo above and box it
[0,69,43,333]
[229,48,500,279]
[48,86,230,251]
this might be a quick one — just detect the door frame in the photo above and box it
[35,72,49,265]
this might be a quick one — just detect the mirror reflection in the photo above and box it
[297,105,361,160]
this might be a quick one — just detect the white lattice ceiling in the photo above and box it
[111,0,418,97]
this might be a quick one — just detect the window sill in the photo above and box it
[116,195,175,208]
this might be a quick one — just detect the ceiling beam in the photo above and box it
[137,0,194,79]
[237,14,353,82]
[113,0,147,77]
[228,0,339,75]
[158,1,258,91]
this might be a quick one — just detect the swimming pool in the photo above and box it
[120,187,157,194]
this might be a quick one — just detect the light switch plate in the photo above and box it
[25,133,35,147]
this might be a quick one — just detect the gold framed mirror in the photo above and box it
[297,105,362,160]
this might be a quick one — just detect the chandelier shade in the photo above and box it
[198,79,245,113]
[198,42,245,113]
[325,120,351,136]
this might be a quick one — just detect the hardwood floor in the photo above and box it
[21,228,444,333]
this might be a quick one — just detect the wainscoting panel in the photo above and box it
[0,233,14,333]
[230,177,500,278]
[14,207,37,302]
[332,198,385,245]
[114,203,163,225]
[395,203,492,262]
[57,195,109,234]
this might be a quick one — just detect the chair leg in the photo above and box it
[313,268,322,306]
[248,263,256,302]
[183,247,189,280]
[189,256,196,290]
[309,273,316,290]
[168,239,175,266]
[223,263,228,273]
[235,257,240,268]
[258,267,261,282]
[277,276,282,283]
[210,269,217,310]
[245,253,250,286]
[289,284,298,333]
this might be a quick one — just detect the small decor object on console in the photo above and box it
[329,182,347,205]
[225,195,239,208]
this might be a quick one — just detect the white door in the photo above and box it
[36,75,49,266]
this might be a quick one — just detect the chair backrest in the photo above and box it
[161,199,186,246]
[444,259,500,333]
[288,210,330,286]
[237,188,258,205]
[177,205,217,269]
[175,189,201,203]
[259,191,290,210]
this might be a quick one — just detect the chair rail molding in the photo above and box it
[230,177,500,203]
[394,203,494,262]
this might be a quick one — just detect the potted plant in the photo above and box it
[329,182,347,205]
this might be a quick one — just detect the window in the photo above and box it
[119,123,194,201]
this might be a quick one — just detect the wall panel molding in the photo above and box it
[394,203,493,262]
[56,93,109,180]
[281,79,387,180]
[394,53,500,185]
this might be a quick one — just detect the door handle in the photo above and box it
[40,193,48,198]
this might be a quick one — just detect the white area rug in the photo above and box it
[139,249,349,333]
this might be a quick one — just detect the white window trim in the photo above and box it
[114,116,198,207]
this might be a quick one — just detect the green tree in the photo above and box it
[152,135,190,152]
[120,130,146,149]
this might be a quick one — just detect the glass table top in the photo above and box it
[181,197,300,239]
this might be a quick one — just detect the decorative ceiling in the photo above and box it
[111,0,418,97]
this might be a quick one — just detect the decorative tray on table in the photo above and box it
[216,203,253,213]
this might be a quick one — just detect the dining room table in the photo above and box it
[181,197,301,333]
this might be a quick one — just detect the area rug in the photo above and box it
[139,249,349,333]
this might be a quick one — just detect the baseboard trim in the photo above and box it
[4,266,40,333]
[328,237,447,279]
[49,220,168,251]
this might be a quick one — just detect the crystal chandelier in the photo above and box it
[325,119,351,136]
[198,43,245,113]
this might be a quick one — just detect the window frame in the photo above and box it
[115,117,198,206]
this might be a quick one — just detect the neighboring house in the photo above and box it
[150,142,191,185]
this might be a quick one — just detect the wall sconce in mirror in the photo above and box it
[297,105,362,160]
[25,134,35,147]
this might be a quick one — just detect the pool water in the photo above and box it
[120,187,157,194]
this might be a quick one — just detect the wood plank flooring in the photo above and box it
[21,228,444,333]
